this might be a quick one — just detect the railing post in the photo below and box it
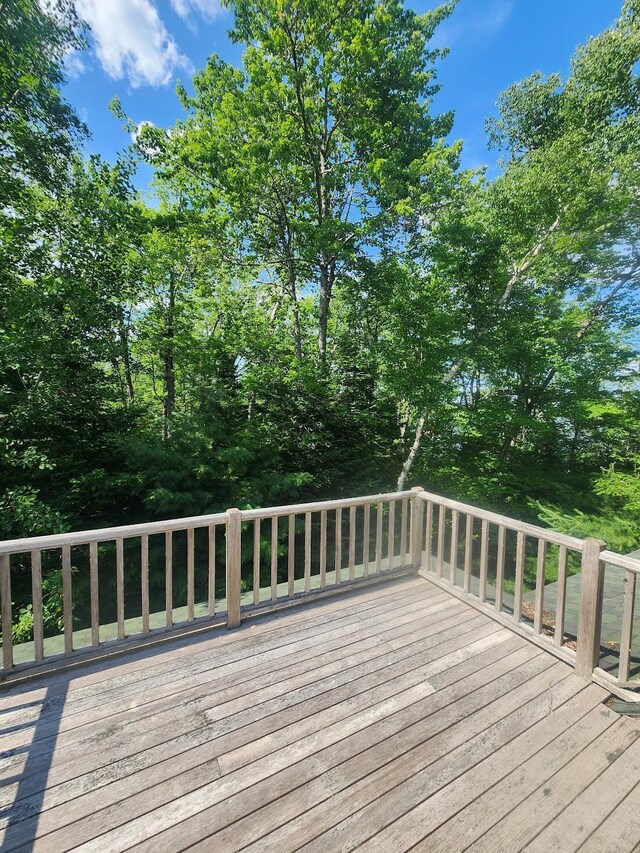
[226,509,242,629]
[575,538,606,679]
[410,487,425,571]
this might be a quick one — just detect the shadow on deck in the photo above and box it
[1,574,640,852]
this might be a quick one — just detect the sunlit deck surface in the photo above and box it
[2,574,640,853]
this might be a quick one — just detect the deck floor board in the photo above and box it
[1,574,639,852]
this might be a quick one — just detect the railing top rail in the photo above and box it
[601,550,640,573]
[416,489,585,551]
[0,511,229,556]
[240,490,415,521]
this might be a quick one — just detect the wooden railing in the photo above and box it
[0,490,417,678]
[1,486,638,698]
[414,490,640,701]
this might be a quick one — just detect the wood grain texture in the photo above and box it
[31,549,44,662]
[0,573,633,853]
[62,544,73,653]
[1,553,12,670]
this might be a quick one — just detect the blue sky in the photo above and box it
[64,0,623,189]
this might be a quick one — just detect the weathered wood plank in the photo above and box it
[436,504,445,577]
[349,506,356,582]
[141,534,149,635]
[514,530,525,621]
[187,527,195,623]
[208,524,216,616]
[388,501,396,571]
[354,690,612,853]
[464,514,472,594]
[287,513,295,597]
[618,569,636,682]
[523,729,640,853]
[335,508,342,584]
[459,715,636,853]
[400,499,408,567]
[478,519,488,602]
[304,512,312,592]
[554,544,567,646]
[226,509,242,629]
[62,543,73,653]
[363,504,370,577]
[424,501,433,571]
[31,549,44,662]
[533,538,547,634]
[449,510,459,585]
[375,503,383,574]
[319,510,327,588]
[90,541,99,646]
[240,665,584,853]
[1,553,12,670]
[253,518,261,606]
[270,516,278,601]
[165,531,173,629]
[495,525,505,612]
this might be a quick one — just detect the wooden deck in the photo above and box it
[1,574,640,852]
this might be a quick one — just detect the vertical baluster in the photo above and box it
[253,518,261,606]
[436,505,445,577]
[554,545,568,646]
[449,510,459,585]
[226,509,242,629]
[363,504,370,577]
[619,569,636,683]
[0,554,12,671]
[31,549,44,662]
[270,516,278,601]
[187,527,195,623]
[165,531,173,629]
[349,505,356,581]
[514,531,525,621]
[387,500,396,570]
[304,512,312,592]
[495,525,506,612]
[424,501,433,572]
[141,534,149,634]
[288,513,295,596]
[335,508,342,584]
[375,502,383,574]
[400,499,408,567]
[464,514,473,593]
[479,520,489,602]
[533,539,547,634]
[62,544,73,653]
[90,541,99,645]
[208,524,216,616]
[320,510,327,588]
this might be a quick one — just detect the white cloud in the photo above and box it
[431,1,513,49]
[75,0,192,88]
[170,0,223,21]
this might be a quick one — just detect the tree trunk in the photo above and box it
[163,271,176,441]
[118,311,135,405]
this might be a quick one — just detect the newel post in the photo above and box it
[410,486,425,571]
[226,508,242,629]
[575,538,606,679]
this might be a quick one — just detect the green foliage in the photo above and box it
[1,0,639,637]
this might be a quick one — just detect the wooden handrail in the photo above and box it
[416,489,584,550]
[0,512,228,555]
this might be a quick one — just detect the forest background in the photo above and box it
[1,0,639,632]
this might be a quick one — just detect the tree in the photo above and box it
[136,0,458,364]
[396,0,640,491]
